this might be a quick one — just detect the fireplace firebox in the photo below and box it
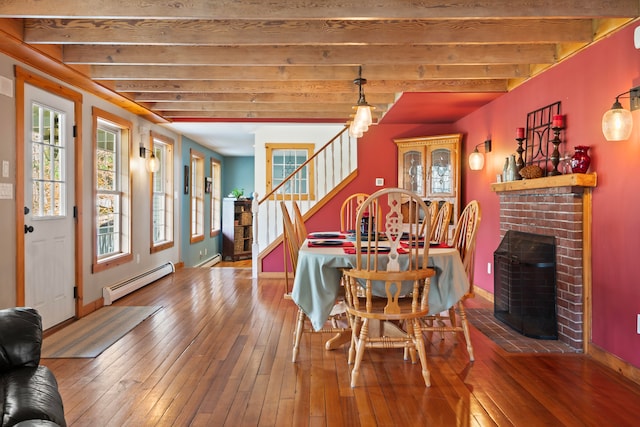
[494,231,557,339]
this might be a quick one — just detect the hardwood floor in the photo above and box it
[42,267,640,426]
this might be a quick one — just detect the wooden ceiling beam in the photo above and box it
[109,79,509,93]
[90,64,531,81]
[159,110,380,120]
[143,102,389,112]
[63,44,557,66]
[2,0,637,20]
[24,18,594,45]
[128,92,398,104]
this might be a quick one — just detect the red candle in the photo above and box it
[516,127,525,139]
[552,114,564,128]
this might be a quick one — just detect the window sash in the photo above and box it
[96,123,122,258]
[210,159,221,236]
[190,150,204,242]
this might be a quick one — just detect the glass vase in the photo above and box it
[570,146,591,174]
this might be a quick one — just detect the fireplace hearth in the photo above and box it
[494,231,557,339]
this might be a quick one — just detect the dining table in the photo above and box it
[291,231,471,337]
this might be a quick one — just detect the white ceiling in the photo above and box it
[162,122,260,157]
[163,121,353,157]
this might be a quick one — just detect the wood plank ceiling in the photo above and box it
[1,0,638,125]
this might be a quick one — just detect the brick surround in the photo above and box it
[495,184,591,351]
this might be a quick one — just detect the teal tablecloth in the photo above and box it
[291,241,470,331]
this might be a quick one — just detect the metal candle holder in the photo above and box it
[515,137,525,180]
[548,126,564,176]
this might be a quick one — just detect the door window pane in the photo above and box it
[31,103,66,218]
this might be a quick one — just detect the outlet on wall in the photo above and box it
[487,262,492,274]
[637,314,640,334]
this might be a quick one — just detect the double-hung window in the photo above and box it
[150,132,174,252]
[210,158,221,237]
[190,149,205,243]
[92,108,132,272]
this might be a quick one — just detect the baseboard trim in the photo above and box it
[588,343,640,386]
[473,286,494,303]
[259,271,286,279]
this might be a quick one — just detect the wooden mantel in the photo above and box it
[491,172,597,193]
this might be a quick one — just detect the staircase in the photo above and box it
[251,126,358,276]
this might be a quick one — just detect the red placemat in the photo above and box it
[343,246,408,254]
[307,240,354,248]
[307,232,347,239]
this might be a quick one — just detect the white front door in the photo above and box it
[23,84,75,330]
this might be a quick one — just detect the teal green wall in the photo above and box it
[222,156,255,199]
[180,136,225,267]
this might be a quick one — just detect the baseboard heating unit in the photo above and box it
[197,253,222,268]
[103,261,175,305]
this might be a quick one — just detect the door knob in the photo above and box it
[24,224,34,234]
[24,206,30,215]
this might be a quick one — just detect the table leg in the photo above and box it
[325,331,352,350]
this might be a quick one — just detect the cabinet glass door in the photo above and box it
[429,147,453,196]
[402,150,423,195]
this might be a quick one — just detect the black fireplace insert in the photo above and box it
[493,230,557,339]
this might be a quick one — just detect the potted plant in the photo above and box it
[231,188,245,199]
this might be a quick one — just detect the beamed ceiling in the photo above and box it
[1,1,639,146]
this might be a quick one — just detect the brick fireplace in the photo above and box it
[491,174,597,351]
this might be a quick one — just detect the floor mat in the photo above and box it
[42,306,161,358]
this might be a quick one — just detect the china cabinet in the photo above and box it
[394,133,462,223]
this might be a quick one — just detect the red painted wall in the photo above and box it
[264,23,640,369]
[457,23,640,368]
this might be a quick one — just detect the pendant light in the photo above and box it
[349,66,373,138]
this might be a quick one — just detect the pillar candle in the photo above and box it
[552,114,564,128]
[516,127,525,139]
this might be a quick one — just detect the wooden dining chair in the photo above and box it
[422,200,481,361]
[280,202,350,363]
[281,202,297,300]
[340,193,370,233]
[430,201,452,243]
[427,201,439,232]
[342,188,436,387]
[451,200,481,297]
[417,200,440,237]
[291,200,308,245]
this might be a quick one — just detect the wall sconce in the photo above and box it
[468,139,492,170]
[602,86,640,141]
[139,144,160,173]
